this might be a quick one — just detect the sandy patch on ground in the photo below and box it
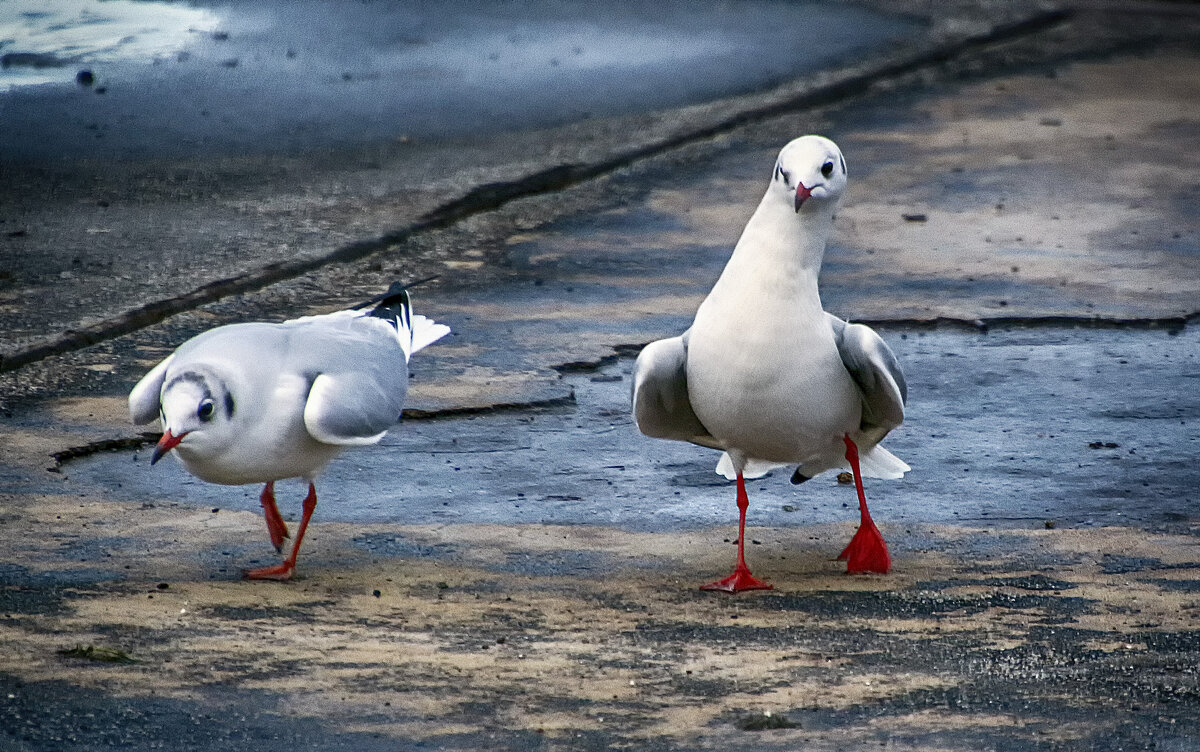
[2,483,1198,748]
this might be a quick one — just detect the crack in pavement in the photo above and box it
[0,9,1072,377]
[47,394,579,467]
[44,305,1197,469]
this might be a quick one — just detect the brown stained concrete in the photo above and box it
[830,52,1200,321]
[5,320,1200,749]
[2,494,1199,749]
[2,6,1200,751]
[475,47,1200,336]
[0,0,1031,363]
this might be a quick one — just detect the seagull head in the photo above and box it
[772,135,848,213]
[152,369,235,465]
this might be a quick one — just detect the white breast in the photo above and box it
[686,293,860,465]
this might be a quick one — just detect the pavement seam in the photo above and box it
[48,394,580,467]
[49,307,1198,467]
[0,9,1073,376]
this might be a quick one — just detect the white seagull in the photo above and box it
[129,283,450,580]
[632,135,908,592]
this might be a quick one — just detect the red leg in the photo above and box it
[244,483,317,581]
[837,436,891,574]
[259,482,290,553]
[701,472,774,592]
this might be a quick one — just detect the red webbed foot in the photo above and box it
[243,483,317,582]
[840,435,892,575]
[242,562,296,581]
[837,516,891,574]
[700,563,774,593]
[703,472,774,592]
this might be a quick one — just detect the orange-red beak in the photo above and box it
[795,182,813,212]
[151,430,187,465]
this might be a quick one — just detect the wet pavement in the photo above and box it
[1,0,916,159]
[2,1,1200,750]
[0,0,1049,366]
[64,325,1199,539]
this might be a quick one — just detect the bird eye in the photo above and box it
[821,161,834,178]
[776,164,789,185]
[197,399,215,422]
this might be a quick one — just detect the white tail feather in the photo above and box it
[401,314,451,361]
[715,452,789,480]
[714,445,909,481]
[856,445,910,480]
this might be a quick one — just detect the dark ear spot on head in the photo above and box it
[224,392,235,418]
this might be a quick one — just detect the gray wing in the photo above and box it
[300,315,412,446]
[828,314,907,442]
[129,354,174,425]
[631,331,721,449]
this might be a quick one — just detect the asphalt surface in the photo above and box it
[66,325,1199,538]
[1,1,1200,750]
[1,0,916,159]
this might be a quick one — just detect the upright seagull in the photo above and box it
[129,283,451,580]
[632,136,908,592]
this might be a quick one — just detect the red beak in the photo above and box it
[151,429,187,465]
[795,183,813,212]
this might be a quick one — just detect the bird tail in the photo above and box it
[715,452,789,480]
[856,445,910,480]
[714,444,909,482]
[363,281,451,361]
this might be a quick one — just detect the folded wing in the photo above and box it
[129,354,174,425]
[631,332,720,449]
[304,369,408,446]
[827,313,907,446]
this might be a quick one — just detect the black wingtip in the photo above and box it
[365,286,411,330]
[351,276,444,331]
[350,275,440,311]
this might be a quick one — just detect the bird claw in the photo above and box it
[837,516,891,574]
[700,564,774,593]
[242,562,296,581]
[268,529,289,555]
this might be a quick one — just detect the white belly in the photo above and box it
[686,308,860,465]
[177,434,342,486]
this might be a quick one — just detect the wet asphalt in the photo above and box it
[1,1,1200,750]
[66,326,1199,538]
[0,0,915,160]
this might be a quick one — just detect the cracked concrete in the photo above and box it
[1,2,1199,750]
[0,0,1055,373]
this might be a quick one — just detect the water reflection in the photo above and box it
[0,0,220,90]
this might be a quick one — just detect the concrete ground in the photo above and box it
[1,2,1199,750]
